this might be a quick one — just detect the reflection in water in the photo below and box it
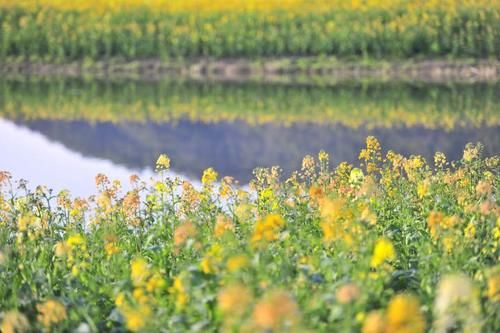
[1,78,499,128]
[11,119,500,183]
[0,77,499,192]
[0,119,155,196]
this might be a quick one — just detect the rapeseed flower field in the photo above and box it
[0,137,498,332]
[0,0,498,60]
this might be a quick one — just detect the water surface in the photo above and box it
[1,78,498,196]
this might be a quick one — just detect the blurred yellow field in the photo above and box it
[0,0,497,60]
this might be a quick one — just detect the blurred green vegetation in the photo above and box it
[0,1,498,61]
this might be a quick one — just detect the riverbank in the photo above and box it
[1,58,498,83]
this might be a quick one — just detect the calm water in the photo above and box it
[1,78,499,196]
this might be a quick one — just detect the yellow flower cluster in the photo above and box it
[252,290,299,331]
[36,300,67,329]
[362,294,425,333]
[115,257,166,331]
[251,213,285,244]
[370,238,396,268]
[0,311,29,333]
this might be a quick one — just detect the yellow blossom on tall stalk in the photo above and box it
[309,185,324,202]
[173,221,197,247]
[463,143,481,162]
[427,212,459,241]
[115,292,126,308]
[17,212,47,233]
[130,257,150,287]
[318,197,349,222]
[234,203,255,222]
[214,215,234,237]
[386,294,425,333]
[434,151,447,168]
[36,300,67,329]
[53,241,70,258]
[417,179,430,199]
[61,233,88,275]
[359,136,382,174]
[200,243,222,274]
[155,153,170,171]
[0,310,29,333]
[169,275,188,310]
[403,156,426,181]
[370,238,396,268]
[201,167,218,186]
[464,223,476,239]
[122,190,140,217]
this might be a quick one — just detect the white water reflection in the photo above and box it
[0,119,190,197]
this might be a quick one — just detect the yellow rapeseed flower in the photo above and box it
[200,256,216,274]
[202,167,218,185]
[168,275,188,310]
[370,238,396,268]
[251,214,285,244]
[336,283,361,304]
[130,257,150,287]
[36,300,67,328]
[0,310,29,333]
[66,234,85,248]
[105,242,120,257]
[487,266,500,302]
[121,303,152,332]
[174,221,197,247]
[155,154,170,171]
[217,283,252,316]
[386,294,425,333]
[252,290,299,330]
[115,292,126,308]
[17,213,35,232]
[226,254,249,272]
[146,273,166,293]
[464,223,476,239]
[53,241,70,258]
[362,310,386,333]
[214,215,234,237]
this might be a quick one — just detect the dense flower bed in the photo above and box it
[0,137,498,332]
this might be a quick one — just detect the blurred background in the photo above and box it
[0,0,498,195]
